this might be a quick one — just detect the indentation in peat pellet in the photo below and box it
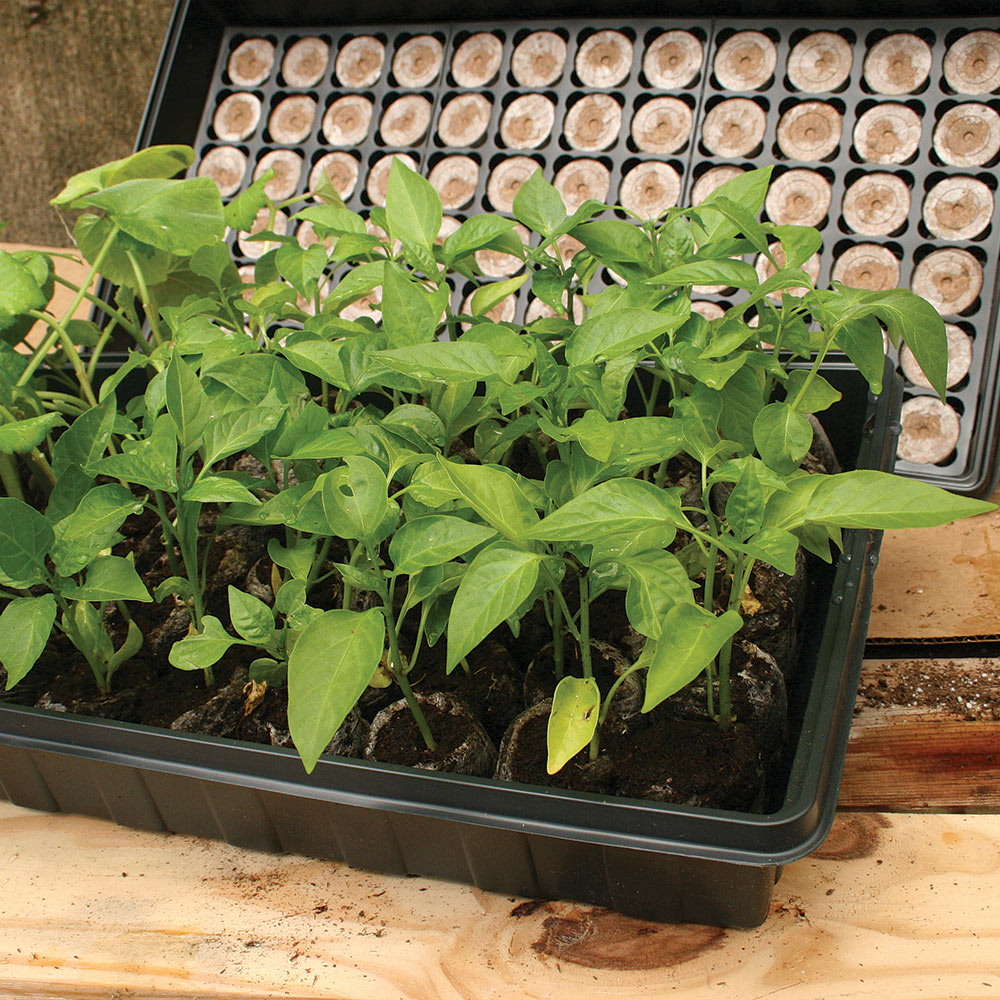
[812,813,892,861]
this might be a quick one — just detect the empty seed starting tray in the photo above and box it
[165,11,1000,495]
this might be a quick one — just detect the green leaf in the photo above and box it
[59,555,152,603]
[184,476,261,505]
[546,676,601,774]
[649,258,759,289]
[469,273,528,317]
[44,465,95,523]
[0,252,49,331]
[512,168,566,238]
[50,484,145,576]
[0,595,57,688]
[753,402,814,476]
[165,352,211,453]
[571,219,651,266]
[285,427,366,461]
[385,158,441,251]
[389,515,498,574]
[373,340,501,383]
[622,551,696,639]
[442,215,517,260]
[168,616,237,671]
[836,315,887,395]
[320,455,396,546]
[437,458,540,541]
[565,302,689,366]
[783,370,842,414]
[202,403,283,467]
[0,412,65,454]
[268,537,315,581]
[228,586,275,645]
[224,172,272,232]
[380,262,442,346]
[724,460,771,541]
[446,542,542,672]
[288,608,385,772]
[276,243,328,300]
[769,224,823,268]
[693,166,772,244]
[527,478,686,542]
[92,414,178,492]
[51,145,194,207]
[741,527,799,575]
[642,606,743,711]
[50,400,115,479]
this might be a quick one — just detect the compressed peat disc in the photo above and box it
[365,153,418,205]
[228,38,275,86]
[213,92,261,142]
[777,101,843,161]
[787,31,854,92]
[392,35,444,88]
[619,161,681,218]
[642,30,703,89]
[900,324,973,390]
[197,146,247,197]
[765,168,832,227]
[475,222,528,277]
[310,152,359,201]
[863,33,932,95]
[553,158,611,212]
[254,149,302,201]
[428,155,480,210]
[335,35,385,88]
[281,36,329,87]
[564,94,622,152]
[690,300,726,320]
[756,245,821,300]
[268,95,317,143]
[923,176,995,241]
[911,247,983,315]
[575,30,633,88]
[897,396,961,464]
[943,29,1000,95]
[690,164,744,204]
[713,31,777,91]
[486,156,540,212]
[853,102,922,164]
[499,94,556,150]
[511,31,567,87]
[451,32,503,87]
[701,98,766,157]
[831,243,900,290]
[842,172,910,235]
[630,96,693,154]
[237,207,288,260]
[461,289,517,326]
[379,94,433,147]
[438,93,493,148]
[322,94,373,146]
[933,103,1000,167]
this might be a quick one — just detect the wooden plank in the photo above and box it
[0,802,998,999]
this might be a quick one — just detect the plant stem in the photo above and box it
[25,312,98,408]
[152,491,182,577]
[0,455,24,501]
[579,574,601,762]
[125,250,164,348]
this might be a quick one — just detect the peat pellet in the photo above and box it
[486,156,540,212]
[309,152,359,201]
[756,246,821,300]
[900,324,973,389]
[511,31,566,87]
[197,146,246,197]
[923,176,994,241]
[438,93,492,147]
[564,94,622,151]
[254,149,302,201]
[630,96,692,154]
[842,172,910,235]
[335,35,385,88]
[499,94,556,149]
[461,289,517,325]
[575,30,633,88]
[392,35,444,88]
[228,38,275,87]
[853,103,922,164]
[943,29,1000,95]
[713,31,777,91]
[933,103,1000,167]
[365,153,418,206]
[213,92,261,142]
[237,207,288,260]
[776,101,842,161]
[379,94,433,147]
[765,169,832,227]
[911,247,983,314]
[701,98,766,157]
[451,32,503,87]
[476,222,528,277]
[690,300,725,319]
[787,31,853,93]
[690,164,744,204]
[321,95,373,146]
[428,155,479,210]
[831,243,900,290]
[863,33,932,95]
[897,396,961,464]
[268,95,316,144]
[281,37,329,87]
[643,30,703,89]
[619,161,681,218]
[553,158,611,212]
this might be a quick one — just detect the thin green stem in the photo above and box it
[152,491,182,577]
[125,250,164,348]
[0,455,24,501]
[25,312,98,407]
[51,274,142,344]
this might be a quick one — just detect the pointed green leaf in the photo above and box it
[228,586,275,645]
[649,258,759,289]
[202,404,283,467]
[50,484,145,576]
[184,476,261,505]
[0,595,57,688]
[753,402,814,476]
[512,168,566,238]
[389,515,498,574]
[0,412,65,454]
[165,352,211,453]
[546,675,601,774]
[380,262,442,346]
[385,159,441,250]
[59,555,152,603]
[320,455,397,545]
[51,400,115,478]
[469,273,528,317]
[168,616,237,672]
[565,302,690,366]
[437,458,540,541]
[373,340,502,383]
[622,551,696,639]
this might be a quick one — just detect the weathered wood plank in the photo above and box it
[0,803,998,999]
